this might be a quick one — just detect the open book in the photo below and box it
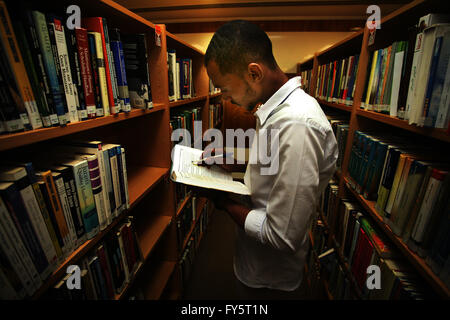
[170,144,250,195]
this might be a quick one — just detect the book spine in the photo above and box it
[22,10,58,126]
[120,147,130,209]
[31,11,67,126]
[31,182,63,260]
[86,32,103,117]
[72,161,99,240]
[110,38,131,112]
[117,230,130,284]
[435,57,450,128]
[65,28,86,121]
[96,245,115,299]
[0,2,41,130]
[67,174,86,247]
[108,147,122,218]
[405,30,425,121]
[83,18,115,115]
[0,58,24,132]
[53,175,77,252]
[75,27,96,119]
[102,18,120,114]
[85,155,107,231]
[89,32,109,117]
[106,236,125,293]
[102,148,116,219]
[114,146,126,213]
[50,17,79,123]
[91,254,109,300]
[18,181,58,273]
[13,20,51,127]
[0,197,39,296]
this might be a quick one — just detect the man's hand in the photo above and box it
[192,187,228,210]
[197,147,246,173]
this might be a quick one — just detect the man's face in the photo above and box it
[207,60,259,111]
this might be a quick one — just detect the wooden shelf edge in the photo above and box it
[209,92,222,99]
[356,109,450,143]
[316,98,353,112]
[169,95,208,108]
[0,106,165,152]
[176,193,193,218]
[343,176,450,298]
[143,261,177,300]
[139,215,173,261]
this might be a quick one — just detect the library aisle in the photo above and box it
[183,208,238,300]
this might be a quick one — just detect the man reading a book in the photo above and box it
[203,20,338,299]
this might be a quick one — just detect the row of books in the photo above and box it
[0,141,130,298]
[345,130,449,278]
[179,202,209,287]
[326,114,349,170]
[361,13,450,130]
[42,216,142,300]
[168,50,194,102]
[209,103,223,129]
[0,1,152,134]
[176,196,197,251]
[300,68,312,94]
[318,188,437,299]
[170,106,203,148]
[314,54,360,106]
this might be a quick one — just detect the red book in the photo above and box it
[82,17,117,115]
[124,223,137,271]
[97,245,115,299]
[75,28,96,119]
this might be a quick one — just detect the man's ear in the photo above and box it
[247,63,263,82]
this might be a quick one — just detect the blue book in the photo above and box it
[92,254,109,300]
[31,11,67,126]
[110,29,131,112]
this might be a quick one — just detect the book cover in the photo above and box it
[102,144,122,218]
[168,49,176,101]
[86,32,103,117]
[102,18,120,114]
[96,244,115,299]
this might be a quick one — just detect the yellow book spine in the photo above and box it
[365,50,379,107]
[89,31,110,116]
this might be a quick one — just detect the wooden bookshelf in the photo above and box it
[298,0,450,300]
[0,0,217,300]
[209,92,222,99]
[343,176,450,299]
[180,197,207,255]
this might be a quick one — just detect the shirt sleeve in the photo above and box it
[244,119,337,253]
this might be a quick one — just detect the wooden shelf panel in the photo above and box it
[169,95,208,108]
[317,99,352,112]
[343,176,450,298]
[32,208,130,300]
[0,106,165,152]
[142,260,177,300]
[137,214,172,261]
[166,31,205,56]
[356,109,450,143]
[128,166,169,210]
[176,193,193,218]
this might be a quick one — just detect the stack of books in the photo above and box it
[0,1,153,135]
[0,141,130,299]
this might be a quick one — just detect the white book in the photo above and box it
[52,172,78,252]
[176,61,181,100]
[411,171,446,243]
[170,144,250,195]
[348,213,363,265]
[389,50,405,117]
[168,50,177,101]
[340,201,358,254]
[0,194,41,295]
[411,24,450,126]
[51,19,79,123]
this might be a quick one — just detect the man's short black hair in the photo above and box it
[205,20,277,75]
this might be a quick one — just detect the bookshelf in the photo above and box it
[298,0,450,299]
[0,0,217,300]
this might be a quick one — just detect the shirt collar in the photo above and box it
[254,76,302,127]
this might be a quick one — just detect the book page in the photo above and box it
[171,144,250,195]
